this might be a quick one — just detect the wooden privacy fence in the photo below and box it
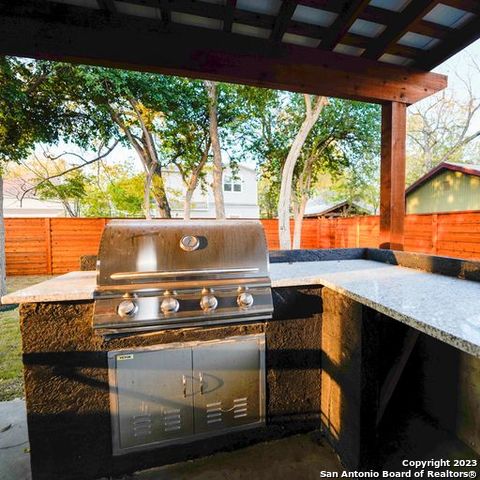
[6,212,480,275]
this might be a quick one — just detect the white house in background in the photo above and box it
[3,178,66,217]
[164,164,260,219]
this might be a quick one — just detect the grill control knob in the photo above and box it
[161,296,179,315]
[200,294,218,312]
[117,300,138,318]
[237,292,254,309]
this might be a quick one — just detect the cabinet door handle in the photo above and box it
[199,372,204,395]
[182,374,187,398]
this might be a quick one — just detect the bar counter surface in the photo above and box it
[4,251,480,357]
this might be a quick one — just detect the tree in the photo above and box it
[246,91,380,248]
[407,68,480,184]
[36,170,87,217]
[292,100,381,246]
[204,81,225,219]
[0,57,81,293]
[278,95,328,249]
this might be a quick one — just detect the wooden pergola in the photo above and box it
[1,0,479,250]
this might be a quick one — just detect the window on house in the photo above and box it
[223,176,242,192]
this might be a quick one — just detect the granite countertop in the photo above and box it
[3,259,480,357]
[1,271,97,304]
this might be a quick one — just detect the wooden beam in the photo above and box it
[363,0,438,60]
[439,0,480,14]
[223,0,236,33]
[0,1,446,104]
[319,0,370,50]
[414,16,480,71]
[270,0,297,42]
[380,102,406,250]
[376,329,420,425]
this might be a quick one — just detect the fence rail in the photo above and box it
[6,212,480,275]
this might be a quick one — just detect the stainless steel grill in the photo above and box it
[93,220,273,335]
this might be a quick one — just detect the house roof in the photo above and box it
[304,196,371,217]
[405,161,480,195]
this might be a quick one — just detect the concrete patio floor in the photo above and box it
[0,399,31,480]
[0,399,343,480]
[113,433,343,480]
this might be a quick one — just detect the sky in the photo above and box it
[432,38,480,96]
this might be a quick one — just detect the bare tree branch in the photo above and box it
[19,141,118,201]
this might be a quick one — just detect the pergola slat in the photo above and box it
[318,0,371,51]
[223,0,236,33]
[270,0,297,42]
[439,0,480,14]
[362,0,439,60]
[414,15,480,70]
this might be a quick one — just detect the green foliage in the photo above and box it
[80,160,144,217]
[36,170,86,202]
[0,58,66,164]
[245,92,381,217]
[107,174,144,216]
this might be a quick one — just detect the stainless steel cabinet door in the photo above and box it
[109,347,194,454]
[192,336,265,434]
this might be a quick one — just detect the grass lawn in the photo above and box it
[0,275,53,401]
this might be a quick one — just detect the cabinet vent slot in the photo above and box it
[132,414,152,437]
[164,409,181,432]
[233,397,248,418]
[206,401,223,424]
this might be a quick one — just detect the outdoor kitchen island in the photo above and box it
[3,248,480,480]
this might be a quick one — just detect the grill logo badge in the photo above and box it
[117,354,134,361]
[179,235,200,252]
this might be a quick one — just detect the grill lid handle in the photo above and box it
[110,267,260,281]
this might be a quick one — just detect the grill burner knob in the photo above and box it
[161,296,179,314]
[237,292,254,309]
[117,300,137,318]
[200,294,218,312]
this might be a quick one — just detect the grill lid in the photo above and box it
[96,219,270,288]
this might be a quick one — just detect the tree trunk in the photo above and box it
[144,168,153,219]
[292,192,310,249]
[0,173,6,296]
[204,81,225,220]
[152,163,171,218]
[183,141,210,220]
[109,104,171,219]
[278,95,328,249]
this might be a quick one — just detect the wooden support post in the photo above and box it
[380,102,407,250]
